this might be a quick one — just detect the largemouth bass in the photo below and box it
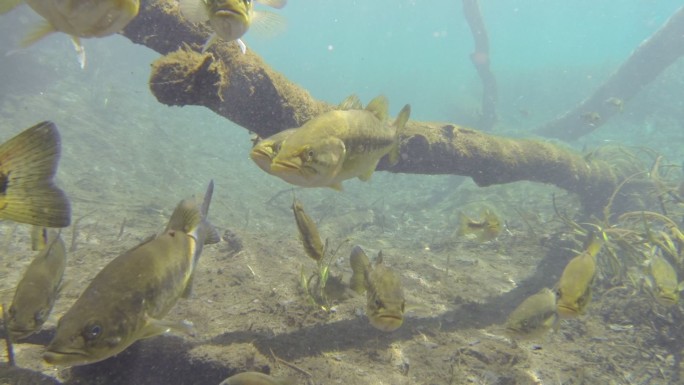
[1,0,140,68]
[7,228,66,340]
[349,245,405,332]
[250,95,363,175]
[556,233,602,318]
[179,0,286,53]
[271,96,410,191]
[0,121,70,228]
[648,250,683,307]
[43,181,219,366]
[504,287,558,340]
[291,196,324,262]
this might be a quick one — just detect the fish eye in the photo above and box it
[83,323,103,340]
[8,305,16,317]
[34,309,48,323]
[375,299,384,309]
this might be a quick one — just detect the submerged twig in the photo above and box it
[268,347,312,378]
[70,209,97,252]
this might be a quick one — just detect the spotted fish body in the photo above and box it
[44,181,219,366]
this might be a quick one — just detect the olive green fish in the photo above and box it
[349,245,405,332]
[457,208,501,242]
[1,0,140,69]
[270,95,411,191]
[44,181,220,366]
[647,250,683,307]
[556,233,602,318]
[250,128,296,175]
[0,121,71,228]
[291,196,324,262]
[7,228,66,340]
[504,287,559,340]
[250,95,362,175]
[179,0,286,53]
[219,371,294,385]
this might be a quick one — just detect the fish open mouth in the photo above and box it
[556,305,579,318]
[43,349,89,365]
[215,9,243,17]
[270,161,300,173]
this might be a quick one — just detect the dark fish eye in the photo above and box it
[8,306,16,317]
[375,299,384,309]
[83,323,103,340]
[34,309,48,323]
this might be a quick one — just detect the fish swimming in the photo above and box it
[219,371,294,385]
[179,0,286,54]
[0,121,71,228]
[0,0,140,69]
[457,208,501,242]
[349,245,405,332]
[647,250,683,307]
[7,228,67,340]
[250,95,363,175]
[250,128,296,175]
[270,95,411,190]
[504,287,559,340]
[556,233,602,318]
[291,196,325,262]
[43,181,220,366]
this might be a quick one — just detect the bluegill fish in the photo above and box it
[250,95,362,175]
[349,245,405,332]
[0,121,71,228]
[271,96,411,191]
[556,233,602,318]
[179,0,286,54]
[504,288,559,340]
[7,228,66,340]
[291,196,324,262]
[647,250,683,307]
[1,0,140,69]
[219,371,294,385]
[457,209,501,242]
[43,181,220,366]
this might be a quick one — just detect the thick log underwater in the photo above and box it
[122,0,661,211]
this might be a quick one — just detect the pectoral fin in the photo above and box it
[139,317,195,340]
[358,159,380,182]
[21,21,56,47]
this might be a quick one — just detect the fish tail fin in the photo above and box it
[583,231,603,258]
[0,0,23,14]
[21,21,56,47]
[365,95,389,121]
[388,104,410,165]
[199,180,221,245]
[0,122,71,227]
[349,245,370,294]
[457,212,472,236]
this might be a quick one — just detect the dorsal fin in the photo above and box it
[365,95,389,121]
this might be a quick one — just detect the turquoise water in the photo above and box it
[1,1,684,384]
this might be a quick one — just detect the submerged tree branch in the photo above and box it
[535,6,684,140]
[122,0,658,211]
[462,0,497,131]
